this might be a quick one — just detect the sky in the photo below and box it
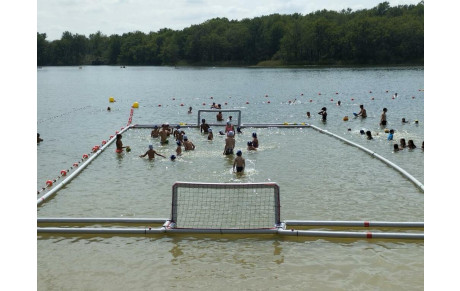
[38,0,421,41]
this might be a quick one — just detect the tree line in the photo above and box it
[37,1,423,67]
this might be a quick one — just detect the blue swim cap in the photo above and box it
[154,125,158,129]
[208,128,212,132]
[170,155,176,160]
[149,145,153,149]
[176,141,181,146]
[184,136,188,140]
[252,132,257,138]
[236,150,242,156]
[247,141,252,146]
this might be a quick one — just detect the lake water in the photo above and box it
[37,66,424,290]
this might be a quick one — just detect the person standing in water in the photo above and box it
[357,105,367,118]
[200,119,210,133]
[223,131,235,155]
[318,107,327,121]
[380,108,388,126]
[139,145,166,160]
[116,134,126,153]
[233,150,245,173]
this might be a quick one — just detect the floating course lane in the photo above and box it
[37,125,133,206]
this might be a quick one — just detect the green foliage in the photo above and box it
[37,2,423,66]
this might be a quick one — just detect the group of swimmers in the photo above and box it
[309,104,390,126]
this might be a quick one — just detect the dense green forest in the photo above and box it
[37,1,423,67]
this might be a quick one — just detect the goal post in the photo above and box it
[169,182,281,230]
[197,109,242,127]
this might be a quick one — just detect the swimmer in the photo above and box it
[399,138,407,149]
[200,119,210,133]
[210,102,217,109]
[107,107,111,111]
[306,112,311,118]
[251,132,259,148]
[170,155,176,161]
[407,140,417,149]
[393,144,400,152]
[360,129,365,135]
[37,133,43,143]
[217,104,222,109]
[227,116,233,123]
[216,111,223,121]
[225,121,235,133]
[422,141,424,151]
[151,125,160,138]
[173,125,181,139]
[177,130,185,143]
[223,131,235,155]
[357,105,367,118]
[237,127,243,134]
[387,129,394,141]
[183,136,195,151]
[176,141,182,156]
[219,130,225,136]
[366,130,373,140]
[233,150,245,173]
[380,108,388,126]
[188,106,192,114]
[208,128,214,140]
[116,134,127,153]
[139,145,166,160]
[393,93,398,98]
[402,118,408,123]
[247,141,257,151]
[318,107,327,121]
[337,101,341,106]
[414,120,419,124]
[159,126,170,144]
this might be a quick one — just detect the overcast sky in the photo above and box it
[37,0,421,41]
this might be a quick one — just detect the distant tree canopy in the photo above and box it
[37,1,423,66]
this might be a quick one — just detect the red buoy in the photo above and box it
[82,154,89,159]
[60,170,67,176]
[46,180,53,187]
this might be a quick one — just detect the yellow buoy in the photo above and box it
[384,128,390,133]
[283,122,288,125]
[109,96,115,102]
[132,102,139,108]
[343,116,349,121]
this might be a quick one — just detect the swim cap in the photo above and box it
[208,128,212,132]
[247,141,252,146]
[360,130,365,135]
[170,155,176,160]
[176,141,181,146]
[219,130,224,135]
[252,132,257,138]
[202,119,205,123]
[184,136,188,140]
[149,145,153,149]
[322,107,327,111]
[176,125,180,128]
[236,150,242,156]
[154,125,158,129]
[228,131,234,137]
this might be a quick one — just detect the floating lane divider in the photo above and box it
[37,125,132,206]
[308,124,424,192]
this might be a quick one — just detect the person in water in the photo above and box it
[37,133,43,143]
[393,144,400,152]
[247,141,257,151]
[151,125,160,138]
[387,129,394,141]
[139,145,166,160]
[216,111,223,121]
[188,106,192,114]
[116,134,127,153]
[407,140,417,149]
[402,118,408,123]
[173,125,181,139]
[223,131,235,155]
[208,128,214,140]
[357,105,367,118]
[200,119,210,133]
[399,138,407,149]
[380,108,388,126]
[306,112,311,118]
[183,136,195,151]
[225,121,235,133]
[318,107,327,121]
[159,126,170,144]
[233,150,245,173]
[251,132,259,148]
[176,141,182,156]
[366,130,373,140]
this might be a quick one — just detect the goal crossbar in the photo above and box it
[170,182,281,230]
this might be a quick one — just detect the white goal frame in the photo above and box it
[168,182,281,230]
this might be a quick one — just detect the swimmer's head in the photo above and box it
[183,136,188,141]
[359,130,365,135]
[170,155,176,160]
[247,141,252,146]
[176,125,180,129]
[149,145,153,150]
[360,104,364,109]
[347,128,351,131]
[322,107,327,111]
[236,150,242,156]
[208,128,212,132]
[176,141,181,146]
[154,125,158,129]
[383,108,387,112]
[228,131,234,137]
[116,134,122,139]
[415,120,419,124]
[219,130,225,135]
[202,119,205,123]
[389,129,394,134]
[252,132,257,138]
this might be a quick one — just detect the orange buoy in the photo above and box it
[224,102,228,105]
[330,99,333,101]
[246,101,249,104]
[210,96,213,99]
[371,97,374,100]
[319,93,321,95]
[267,101,271,104]
[46,180,53,187]
[203,103,206,105]
[82,154,89,159]
[115,131,119,134]
[158,104,162,107]
[180,103,184,106]
[351,98,354,101]
[60,170,67,176]
[309,99,313,102]
[109,135,114,139]
[102,140,107,145]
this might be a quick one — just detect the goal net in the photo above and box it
[170,182,281,229]
[197,109,242,127]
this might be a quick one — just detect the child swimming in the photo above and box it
[407,140,417,149]
[208,128,214,140]
[387,129,394,141]
[223,131,235,155]
[251,132,259,148]
[366,130,373,140]
[183,136,195,151]
[247,141,256,151]
[357,105,367,118]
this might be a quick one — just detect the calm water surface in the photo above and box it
[37,66,424,290]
